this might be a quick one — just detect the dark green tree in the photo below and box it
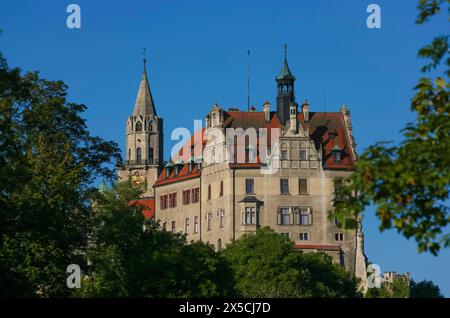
[222,227,361,298]
[410,279,444,298]
[0,51,120,297]
[366,278,410,298]
[78,181,236,298]
[331,0,450,255]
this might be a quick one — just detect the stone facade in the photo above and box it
[119,54,367,284]
[118,63,163,198]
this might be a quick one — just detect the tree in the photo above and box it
[0,51,120,297]
[410,279,444,298]
[332,0,450,255]
[366,278,410,298]
[78,181,236,298]
[222,227,361,298]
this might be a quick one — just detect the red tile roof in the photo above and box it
[129,199,155,219]
[156,108,356,185]
[154,162,201,187]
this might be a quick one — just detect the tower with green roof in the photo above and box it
[276,44,296,125]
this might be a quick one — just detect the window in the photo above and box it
[297,207,312,225]
[207,213,213,231]
[149,147,154,162]
[248,146,256,162]
[300,149,307,160]
[244,207,256,225]
[299,179,308,194]
[299,233,309,241]
[182,189,191,205]
[245,178,254,194]
[281,150,288,160]
[136,147,142,162]
[219,181,224,197]
[128,149,131,160]
[208,184,211,200]
[335,233,344,241]
[219,209,225,227]
[280,178,289,194]
[335,218,341,227]
[135,122,142,131]
[333,151,342,163]
[168,192,177,208]
[192,187,200,203]
[160,195,168,210]
[185,218,190,234]
[278,207,291,225]
[217,239,222,251]
[171,221,176,234]
[194,216,199,233]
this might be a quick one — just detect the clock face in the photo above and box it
[131,172,144,188]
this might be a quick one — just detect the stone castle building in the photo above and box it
[118,51,367,286]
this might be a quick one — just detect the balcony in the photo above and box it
[119,159,160,167]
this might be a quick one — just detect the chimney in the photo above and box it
[302,100,309,122]
[289,102,298,132]
[263,101,271,122]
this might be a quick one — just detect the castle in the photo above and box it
[117,50,368,287]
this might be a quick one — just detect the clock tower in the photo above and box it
[118,55,163,197]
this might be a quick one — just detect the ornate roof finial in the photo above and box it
[284,44,287,60]
[142,48,147,72]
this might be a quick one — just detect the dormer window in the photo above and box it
[331,143,343,163]
[196,156,203,170]
[174,160,183,176]
[164,161,174,178]
[333,151,341,163]
[187,156,195,173]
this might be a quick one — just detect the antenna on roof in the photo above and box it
[247,49,251,112]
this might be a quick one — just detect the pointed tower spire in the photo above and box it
[276,44,295,81]
[133,48,157,116]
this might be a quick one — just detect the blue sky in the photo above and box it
[1,0,449,296]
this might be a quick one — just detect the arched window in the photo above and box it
[149,147,154,162]
[135,122,142,132]
[128,149,131,160]
[136,147,142,162]
[149,122,153,132]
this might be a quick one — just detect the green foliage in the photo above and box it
[410,279,444,298]
[78,181,236,298]
[222,227,361,298]
[0,53,119,296]
[331,0,450,255]
[366,278,410,298]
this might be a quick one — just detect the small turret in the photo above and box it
[289,102,298,132]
